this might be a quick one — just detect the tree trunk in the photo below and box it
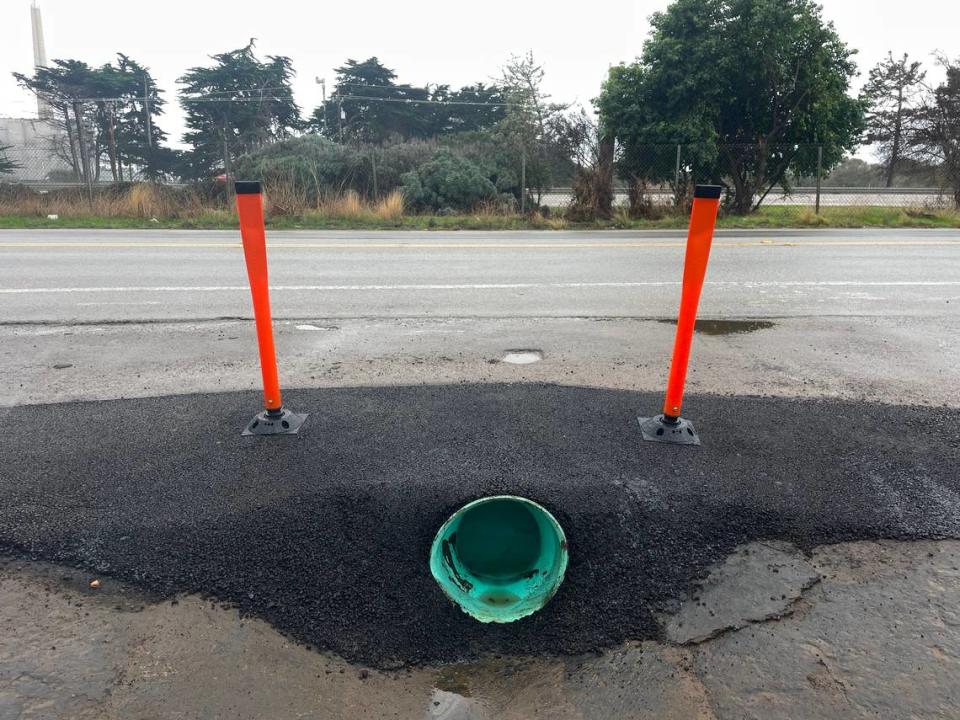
[750,141,768,213]
[596,133,615,218]
[62,106,81,182]
[93,138,102,182]
[72,102,91,190]
[945,144,960,209]
[886,87,905,188]
[627,174,644,217]
[723,145,752,214]
[106,103,119,183]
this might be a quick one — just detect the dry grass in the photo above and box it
[374,190,405,221]
[3,181,957,230]
[299,189,406,222]
[470,199,512,218]
[317,190,365,218]
[0,183,215,219]
[462,198,568,228]
[0,182,409,225]
[526,210,569,229]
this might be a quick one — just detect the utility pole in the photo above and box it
[315,76,326,134]
[815,145,823,215]
[674,144,682,191]
[143,75,153,149]
[338,98,344,143]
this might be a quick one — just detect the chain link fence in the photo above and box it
[547,143,953,214]
[0,112,163,189]
[1,118,956,216]
[0,117,79,186]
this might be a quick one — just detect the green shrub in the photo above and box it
[401,151,499,211]
[233,135,437,208]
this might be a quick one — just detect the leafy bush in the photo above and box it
[400,151,499,211]
[233,135,436,211]
[233,135,362,204]
[233,131,562,213]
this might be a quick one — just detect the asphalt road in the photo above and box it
[1,228,959,323]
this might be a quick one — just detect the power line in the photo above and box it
[323,95,512,108]
[62,93,515,108]
[176,94,510,107]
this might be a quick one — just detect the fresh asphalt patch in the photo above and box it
[0,385,958,667]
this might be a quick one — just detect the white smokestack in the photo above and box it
[31,1,51,119]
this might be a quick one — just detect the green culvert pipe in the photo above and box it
[429,496,568,623]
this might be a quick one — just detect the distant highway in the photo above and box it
[541,187,950,208]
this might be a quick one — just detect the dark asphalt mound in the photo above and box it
[1,385,958,667]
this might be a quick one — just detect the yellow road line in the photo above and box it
[0,240,959,249]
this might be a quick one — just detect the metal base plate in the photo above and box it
[638,415,701,446]
[242,408,308,436]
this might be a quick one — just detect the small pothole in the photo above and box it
[501,350,543,365]
[656,319,776,336]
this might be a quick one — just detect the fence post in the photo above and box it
[815,145,823,215]
[675,144,682,193]
[371,149,378,199]
[520,146,527,214]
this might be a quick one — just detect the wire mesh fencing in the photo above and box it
[0,117,81,187]
[546,143,954,215]
[1,118,956,217]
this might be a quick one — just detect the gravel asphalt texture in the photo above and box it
[1,384,958,667]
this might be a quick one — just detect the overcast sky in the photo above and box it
[2,0,957,147]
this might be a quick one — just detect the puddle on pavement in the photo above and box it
[434,664,475,697]
[292,323,339,331]
[656,319,776,335]
[500,350,543,365]
[428,688,486,719]
[427,656,571,719]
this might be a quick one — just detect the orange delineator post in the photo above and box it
[662,186,722,419]
[235,180,306,436]
[236,183,282,411]
[638,184,721,446]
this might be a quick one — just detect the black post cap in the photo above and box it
[234,180,262,195]
[693,184,722,199]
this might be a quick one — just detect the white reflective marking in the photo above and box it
[75,301,163,306]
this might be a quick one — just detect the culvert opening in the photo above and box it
[429,496,568,623]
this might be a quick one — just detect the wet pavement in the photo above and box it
[4,540,958,719]
[656,318,778,335]
[2,229,959,717]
